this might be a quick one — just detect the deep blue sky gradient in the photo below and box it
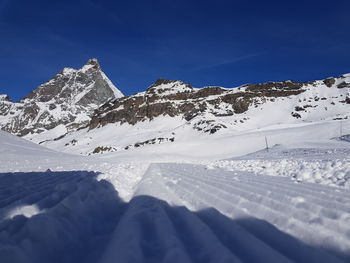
[1,0,349,101]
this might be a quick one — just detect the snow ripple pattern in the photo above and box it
[0,165,349,262]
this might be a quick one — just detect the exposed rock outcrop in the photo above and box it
[89,79,307,130]
[0,59,123,136]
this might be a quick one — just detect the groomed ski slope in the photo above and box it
[0,123,350,262]
[0,164,349,262]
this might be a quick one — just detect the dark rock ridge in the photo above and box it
[0,59,123,136]
[87,74,350,135]
[88,79,307,130]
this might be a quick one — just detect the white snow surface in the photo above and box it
[100,70,124,98]
[34,73,350,157]
[210,145,350,188]
[1,116,350,262]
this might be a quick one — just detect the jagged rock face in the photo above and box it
[0,95,12,117]
[89,79,306,129]
[0,59,123,136]
[24,59,122,105]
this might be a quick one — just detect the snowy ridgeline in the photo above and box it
[0,164,350,263]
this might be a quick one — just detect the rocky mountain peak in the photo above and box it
[86,58,100,68]
[0,59,123,136]
[23,58,122,104]
[81,58,101,72]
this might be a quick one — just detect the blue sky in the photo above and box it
[1,0,349,101]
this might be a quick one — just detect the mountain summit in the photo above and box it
[0,62,349,155]
[24,58,123,105]
[86,58,100,68]
[0,59,123,136]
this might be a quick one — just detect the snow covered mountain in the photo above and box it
[0,58,123,137]
[0,118,350,263]
[0,59,349,156]
[0,72,350,262]
[90,76,349,131]
[28,73,350,156]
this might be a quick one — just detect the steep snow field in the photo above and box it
[0,119,350,262]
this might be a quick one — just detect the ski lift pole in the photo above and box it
[265,136,269,152]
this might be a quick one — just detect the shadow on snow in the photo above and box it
[0,171,347,263]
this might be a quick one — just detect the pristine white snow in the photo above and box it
[0,116,350,262]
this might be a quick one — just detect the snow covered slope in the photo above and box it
[0,130,87,173]
[0,130,350,262]
[0,59,123,137]
[132,163,350,262]
[211,144,350,188]
[31,73,350,156]
[39,115,350,164]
